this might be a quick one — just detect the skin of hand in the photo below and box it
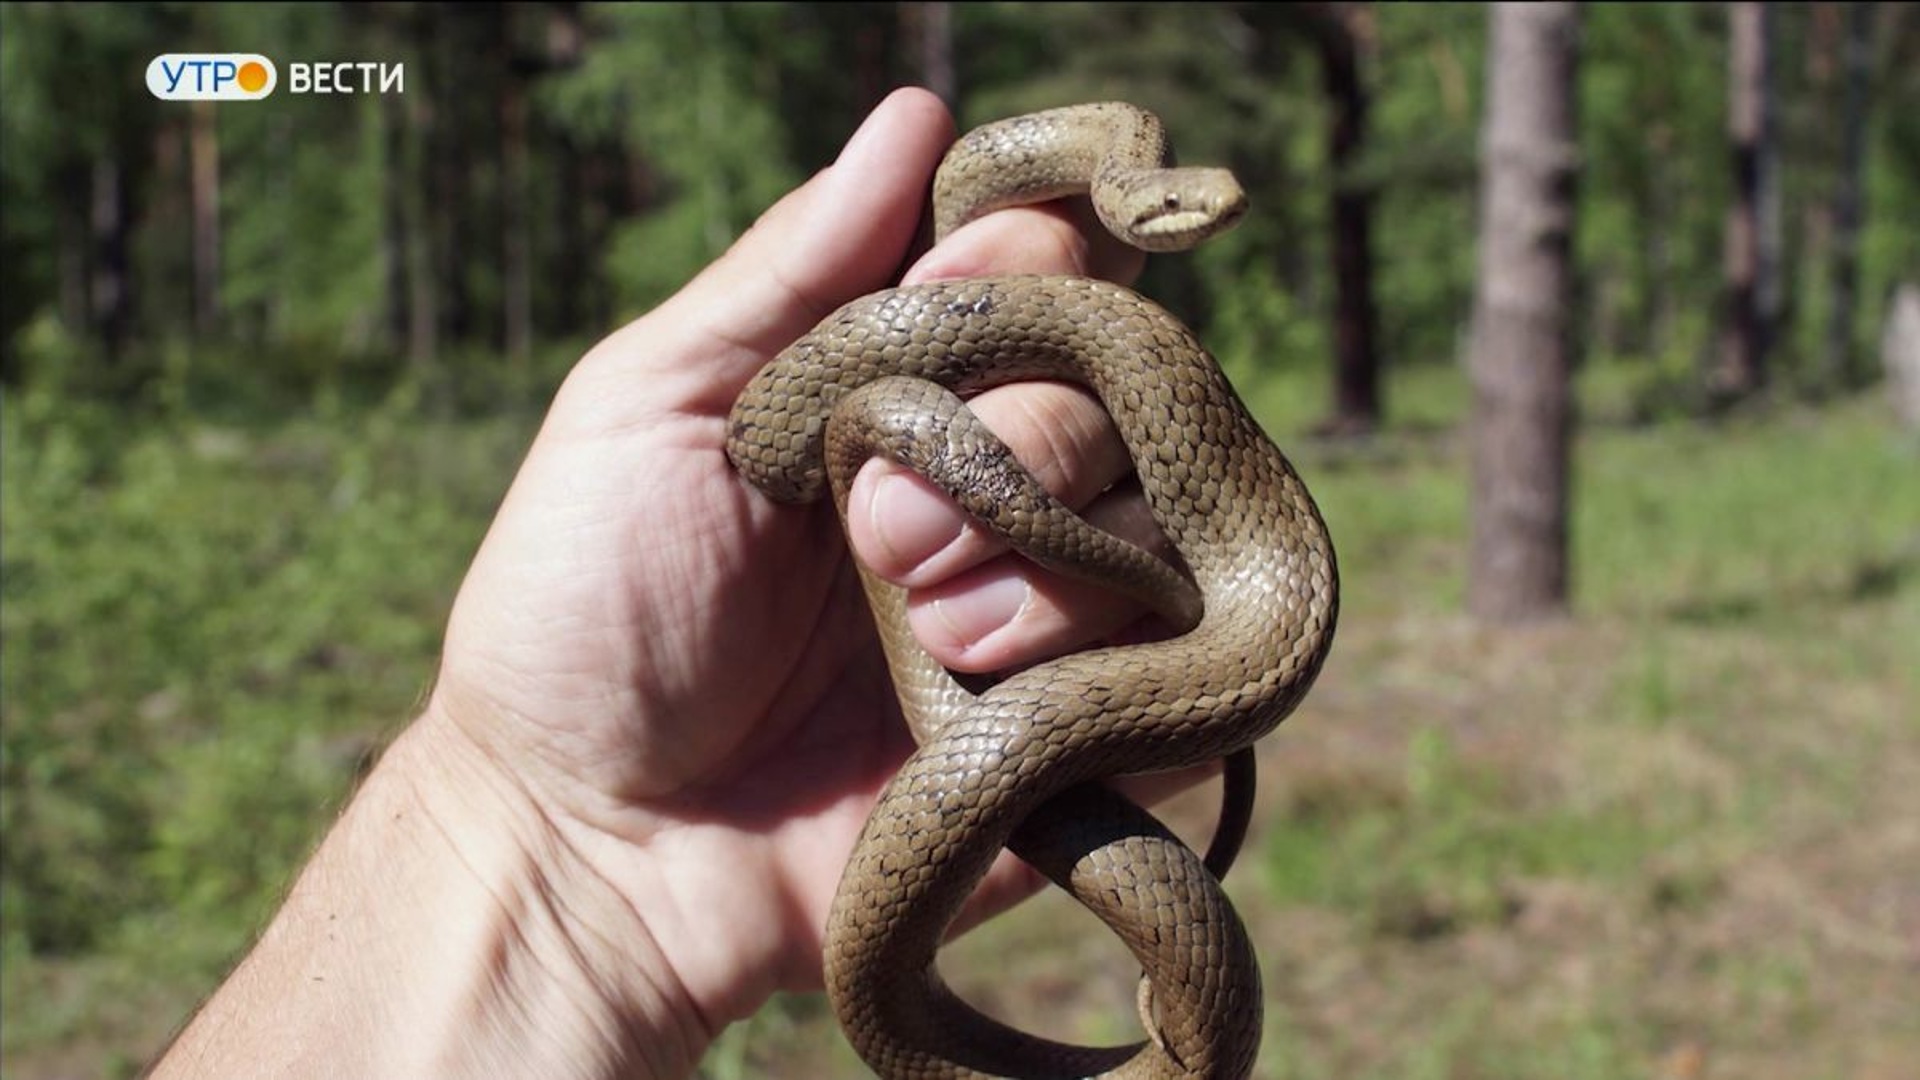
[150,87,1201,1080]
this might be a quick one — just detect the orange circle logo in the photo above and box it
[237,61,268,93]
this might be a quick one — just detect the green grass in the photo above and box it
[1224,363,1917,1079]
[4,356,1916,1078]
[1258,723,1706,938]
[1,381,539,1069]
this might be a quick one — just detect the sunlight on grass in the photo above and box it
[1261,725,1707,937]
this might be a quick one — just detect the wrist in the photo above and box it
[384,709,715,1077]
[153,707,711,1080]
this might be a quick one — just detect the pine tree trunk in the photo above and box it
[89,152,132,360]
[545,2,591,334]
[428,17,471,354]
[1885,284,1920,433]
[379,89,410,355]
[1314,2,1383,436]
[500,67,533,372]
[1823,0,1872,390]
[1715,1,1775,400]
[405,22,440,375]
[56,159,88,338]
[189,100,221,339]
[904,2,956,109]
[1467,1,1581,623]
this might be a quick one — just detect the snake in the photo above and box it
[725,103,1339,1079]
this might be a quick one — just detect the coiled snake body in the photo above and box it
[727,103,1338,1079]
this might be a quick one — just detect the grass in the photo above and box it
[3,353,1916,1079]
[1,381,540,1074]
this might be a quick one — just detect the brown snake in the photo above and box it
[726,103,1338,1079]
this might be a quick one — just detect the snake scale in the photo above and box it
[726,103,1338,1079]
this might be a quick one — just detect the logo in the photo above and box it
[146,55,405,100]
[147,54,277,100]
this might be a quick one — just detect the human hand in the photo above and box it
[154,87,1192,1080]
[423,83,1176,1028]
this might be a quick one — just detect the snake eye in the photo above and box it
[1162,194,1182,212]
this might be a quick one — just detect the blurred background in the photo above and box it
[2,3,1916,1077]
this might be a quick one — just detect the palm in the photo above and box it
[439,358,907,798]
[422,88,1145,1018]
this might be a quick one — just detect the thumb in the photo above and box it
[587,88,955,414]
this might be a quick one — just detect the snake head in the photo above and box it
[1099,166,1249,253]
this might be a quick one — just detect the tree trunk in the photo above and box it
[903,2,956,109]
[1467,1,1581,623]
[56,160,89,338]
[188,99,221,339]
[1646,157,1676,360]
[1316,2,1383,436]
[89,151,132,360]
[405,35,440,376]
[545,2,591,333]
[1715,1,1775,400]
[1754,5,1781,369]
[1823,0,1872,390]
[427,18,471,355]
[370,4,412,356]
[1883,284,1920,433]
[379,88,410,355]
[500,54,533,372]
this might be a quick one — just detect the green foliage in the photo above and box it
[1577,5,1725,370]
[1366,4,1485,369]
[0,382,523,968]
[1203,247,1332,387]
[5,2,1917,403]
[543,5,803,316]
[0,1,171,363]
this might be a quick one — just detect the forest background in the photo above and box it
[3,3,1916,1078]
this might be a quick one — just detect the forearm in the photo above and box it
[148,711,707,1080]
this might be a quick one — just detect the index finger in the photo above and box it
[902,199,1146,289]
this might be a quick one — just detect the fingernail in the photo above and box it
[867,471,965,574]
[931,575,1031,646]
